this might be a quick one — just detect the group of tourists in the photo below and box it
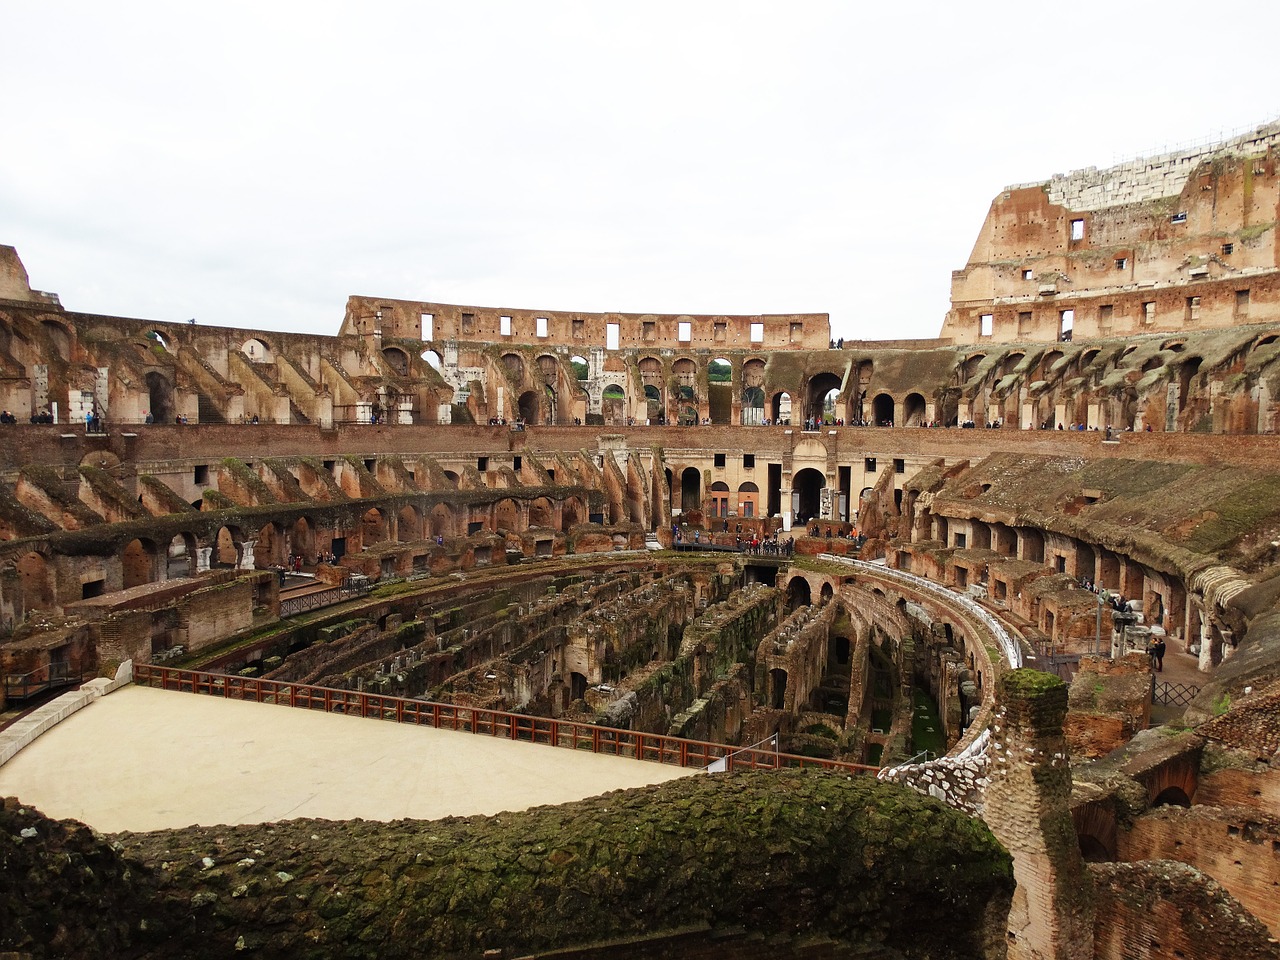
[740,535,794,556]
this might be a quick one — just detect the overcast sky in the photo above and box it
[4,1,1278,343]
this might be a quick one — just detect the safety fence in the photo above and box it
[3,661,79,703]
[1153,680,1201,706]
[132,665,877,776]
[279,577,372,617]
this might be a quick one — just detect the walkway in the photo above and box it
[0,685,689,833]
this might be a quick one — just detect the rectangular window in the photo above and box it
[750,322,764,343]
[461,312,475,335]
[743,501,754,518]
[1115,257,1127,270]
[1222,242,1234,256]
[864,457,877,472]
[1236,289,1250,317]
[979,314,993,337]
[643,321,656,341]
[1070,219,1085,241]
[499,315,511,336]
[743,454,755,468]
[606,323,620,350]
[1143,301,1156,324]
[1185,296,1200,321]
[477,457,488,472]
[678,321,692,342]
[194,464,208,485]
[572,318,584,339]
[1017,311,1032,336]
[1059,309,1074,341]
[1098,304,1113,328]
[513,456,522,471]
[894,458,905,474]
[790,322,804,342]
[1022,269,1033,280]
[420,313,434,339]
[713,321,727,341]
[1171,212,1187,224]
[714,453,726,468]
[536,316,549,338]
[954,532,966,549]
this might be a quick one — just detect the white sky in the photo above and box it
[3,1,1278,343]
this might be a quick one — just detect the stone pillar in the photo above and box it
[196,547,212,573]
[984,669,1093,960]
[237,539,257,571]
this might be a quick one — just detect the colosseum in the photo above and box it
[2,121,1280,960]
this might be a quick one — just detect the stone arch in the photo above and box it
[1153,786,1191,808]
[537,354,558,381]
[1000,352,1025,378]
[429,503,455,538]
[1253,333,1279,350]
[144,371,175,424]
[517,390,539,425]
[820,582,834,602]
[42,319,72,361]
[528,496,553,528]
[420,349,442,370]
[397,504,422,542]
[903,392,926,426]
[241,338,272,363]
[570,355,589,380]
[602,384,626,425]
[708,357,733,425]
[1040,350,1065,379]
[494,498,521,532]
[680,467,701,515]
[144,330,169,352]
[289,517,316,562]
[792,467,825,524]
[502,353,524,380]
[362,507,388,544]
[561,496,585,529]
[785,576,811,612]
[961,354,986,381]
[806,371,842,424]
[872,393,894,426]
[709,481,730,519]
[255,522,286,567]
[771,391,792,425]
[737,481,759,519]
[121,537,158,589]
[165,532,197,578]
[382,346,410,376]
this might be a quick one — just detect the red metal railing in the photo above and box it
[132,664,877,776]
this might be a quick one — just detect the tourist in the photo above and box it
[1153,637,1166,672]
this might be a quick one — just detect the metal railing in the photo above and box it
[279,577,372,618]
[132,665,877,776]
[4,660,77,702]
[1153,680,1201,707]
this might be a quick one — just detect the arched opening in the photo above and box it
[255,522,284,568]
[166,534,195,578]
[1021,528,1045,564]
[1177,357,1203,414]
[382,347,409,376]
[291,517,315,563]
[494,498,521,532]
[708,357,732,425]
[1153,786,1191,808]
[543,384,557,425]
[442,470,460,487]
[397,505,421,542]
[569,672,589,702]
[420,349,442,370]
[528,497,553,528]
[680,467,701,515]
[429,504,454,539]
[602,384,626,426]
[42,320,71,361]
[561,497,584,529]
[903,392,926,426]
[121,538,155,589]
[241,338,272,363]
[1078,835,1113,863]
[820,582,834,602]
[570,355,589,380]
[785,576,811,612]
[792,468,825,524]
[771,391,792,425]
[145,330,169,352]
[741,359,766,425]
[709,481,729,519]
[833,635,851,666]
[362,508,388,544]
[770,668,789,709]
[502,353,524,380]
[517,390,539,425]
[145,371,175,424]
[643,384,662,424]
[737,481,759,519]
[806,372,842,425]
[872,393,894,426]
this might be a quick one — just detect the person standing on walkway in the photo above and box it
[1153,637,1166,672]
